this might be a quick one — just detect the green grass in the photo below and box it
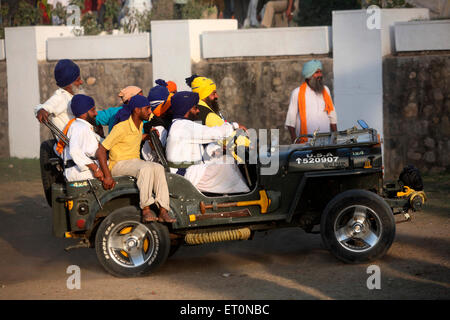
[0,157,41,183]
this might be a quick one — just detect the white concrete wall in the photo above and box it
[201,26,331,59]
[151,19,237,92]
[0,40,5,60]
[332,10,383,137]
[332,8,430,144]
[379,8,429,55]
[4,26,74,158]
[47,33,151,60]
[395,20,450,51]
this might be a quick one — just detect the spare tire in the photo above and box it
[39,139,64,207]
[398,165,423,191]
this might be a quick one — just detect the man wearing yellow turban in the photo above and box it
[185,75,228,128]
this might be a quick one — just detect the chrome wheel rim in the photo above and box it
[107,221,155,268]
[334,205,382,253]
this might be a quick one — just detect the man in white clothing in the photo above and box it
[34,59,83,131]
[63,94,104,183]
[166,91,250,194]
[285,59,338,144]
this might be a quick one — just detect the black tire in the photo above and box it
[39,139,64,207]
[320,189,396,264]
[168,242,182,258]
[95,206,171,277]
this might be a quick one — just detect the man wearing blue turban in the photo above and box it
[285,59,338,144]
[63,94,104,183]
[96,95,174,223]
[34,59,84,132]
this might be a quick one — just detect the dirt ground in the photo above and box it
[0,173,448,301]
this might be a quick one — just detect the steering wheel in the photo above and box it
[224,129,252,164]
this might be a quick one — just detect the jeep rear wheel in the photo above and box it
[320,190,395,264]
[95,206,170,277]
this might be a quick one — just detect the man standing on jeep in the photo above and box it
[95,95,175,224]
[34,59,84,131]
[285,59,338,143]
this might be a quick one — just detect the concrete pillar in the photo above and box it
[332,9,429,138]
[150,19,237,92]
[4,26,74,158]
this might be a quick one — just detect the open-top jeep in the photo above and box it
[40,120,426,277]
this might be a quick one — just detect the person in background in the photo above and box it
[257,0,294,28]
[285,59,337,144]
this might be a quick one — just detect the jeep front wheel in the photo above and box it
[95,206,170,277]
[320,189,396,264]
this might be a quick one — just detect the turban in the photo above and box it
[54,59,80,88]
[186,75,216,100]
[148,85,170,110]
[167,81,177,93]
[171,91,199,119]
[118,86,142,102]
[302,60,323,79]
[71,94,95,117]
[113,95,150,127]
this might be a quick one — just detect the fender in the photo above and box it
[85,176,139,230]
[286,168,382,223]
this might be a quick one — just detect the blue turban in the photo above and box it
[54,59,80,88]
[71,94,95,117]
[302,60,323,79]
[171,91,199,119]
[147,85,170,110]
[113,95,150,127]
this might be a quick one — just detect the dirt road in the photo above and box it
[0,180,448,300]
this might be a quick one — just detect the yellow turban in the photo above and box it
[190,77,216,100]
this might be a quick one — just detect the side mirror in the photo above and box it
[357,120,369,129]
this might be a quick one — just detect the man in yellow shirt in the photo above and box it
[96,95,175,223]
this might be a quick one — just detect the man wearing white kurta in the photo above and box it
[166,92,250,194]
[285,60,337,143]
[63,95,104,183]
[34,59,84,132]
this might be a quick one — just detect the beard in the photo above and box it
[72,84,86,95]
[205,96,220,113]
[308,76,324,93]
[85,113,97,126]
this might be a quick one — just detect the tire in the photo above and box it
[95,206,171,277]
[39,139,64,207]
[320,189,396,264]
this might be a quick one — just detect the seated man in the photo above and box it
[166,91,250,194]
[63,94,104,183]
[96,95,175,223]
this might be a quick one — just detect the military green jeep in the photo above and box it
[40,120,425,277]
